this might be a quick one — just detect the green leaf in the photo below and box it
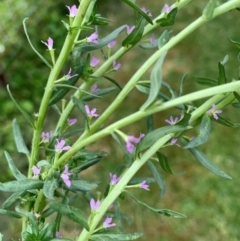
[218,55,228,85]
[136,125,191,155]
[140,51,167,110]
[179,73,188,96]
[0,208,21,218]
[180,138,232,179]
[0,179,43,192]
[64,128,85,138]
[7,85,35,128]
[194,76,218,86]
[122,16,146,47]
[156,152,173,174]
[228,37,240,50]
[213,115,240,128]
[50,239,72,241]
[184,115,211,149]
[43,177,59,200]
[119,0,153,24]
[49,65,84,106]
[146,115,154,133]
[125,191,186,218]
[68,180,98,191]
[114,201,124,232]
[202,0,217,20]
[74,158,102,173]
[103,76,123,90]
[234,91,240,102]
[147,161,166,197]
[82,87,117,102]
[156,8,178,27]
[4,151,27,180]
[12,119,30,155]
[2,191,26,209]
[0,233,2,241]
[158,30,170,48]
[49,201,89,230]
[91,231,143,241]
[39,223,54,240]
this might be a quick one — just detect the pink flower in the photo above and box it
[112,60,121,71]
[90,57,100,67]
[41,132,51,143]
[61,165,73,187]
[32,166,41,179]
[150,34,156,47]
[141,7,152,17]
[126,133,145,153]
[161,4,172,14]
[91,84,100,93]
[103,217,116,228]
[41,37,53,50]
[55,139,71,152]
[56,231,62,238]
[65,68,78,80]
[108,40,116,48]
[207,104,223,120]
[109,173,120,185]
[140,180,150,191]
[66,5,78,17]
[90,198,101,211]
[68,118,77,126]
[85,105,99,118]
[87,32,98,44]
[126,25,135,35]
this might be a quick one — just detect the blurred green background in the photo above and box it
[1,0,240,240]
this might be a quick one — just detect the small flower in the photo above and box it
[141,7,152,17]
[126,133,145,153]
[41,132,51,143]
[108,40,116,48]
[165,116,179,125]
[87,32,98,44]
[171,138,178,145]
[61,165,73,187]
[140,180,150,191]
[103,217,116,228]
[85,105,99,118]
[66,5,78,17]
[90,57,100,67]
[32,166,41,179]
[55,139,71,152]
[161,4,172,14]
[112,60,121,71]
[41,37,53,50]
[68,118,77,126]
[65,68,78,80]
[56,231,62,238]
[207,104,223,120]
[126,25,135,35]
[90,198,101,211]
[110,173,120,185]
[91,84,100,93]
[150,34,156,47]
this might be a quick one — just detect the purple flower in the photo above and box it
[55,139,71,152]
[141,7,152,17]
[126,133,145,153]
[41,132,51,143]
[150,34,156,47]
[90,57,100,67]
[161,4,172,14]
[65,68,78,80]
[103,217,116,228]
[90,198,101,211]
[61,165,73,187]
[91,84,100,93]
[41,37,53,50]
[126,25,135,35]
[68,118,77,126]
[85,105,99,118]
[87,32,98,44]
[140,180,150,191]
[32,166,41,179]
[171,138,178,145]
[66,5,78,17]
[56,231,62,238]
[109,173,120,185]
[207,104,223,120]
[112,60,121,71]
[165,116,179,125]
[108,40,116,48]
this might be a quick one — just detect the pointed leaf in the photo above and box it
[39,223,54,240]
[184,115,211,149]
[156,152,173,174]
[2,191,27,209]
[49,202,89,230]
[179,73,188,96]
[228,37,240,50]
[0,179,43,192]
[103,76,123,90]
[73,158,102,173]
[140,51,167,110]
[202,0,217,20]
[0,209,21,218]
[12,119,30,155]
[91,231,142,241]
[213,115,240,128]
[218,61,227,85]
[156,8,178,27]
[125,191,186,218]
[68,180,98,191]
[147,161,166,197]
[4,151,27,180]
[43,177,59,200]
[234,91,240,102]
[82,87,117,102]
[180,138,232,179]
[158,30,170,48]
[7,85,34,128]
[194,76,218,86]
[50,239,72,241]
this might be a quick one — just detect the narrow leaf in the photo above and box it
[156,8,178,27]
[103,76,123,90]
[213,115,240,128]
[179,73,188,96]
[218,62,227,85]
[140,51,167,110]
[158,30,170,48]
[91,231,143,241]
[82,87,117,102]
[12,119,30,155]
[202,0,217,20]
[0,209,21,218]
[228,37,240,50]
[68,180,98,191]
[147,161,166,197]
[43,177,59,200]
[156,152,173,174]
[194,77,218,86]
[2,191,27,209]
[4,151,27,180]
[7,85,35,128]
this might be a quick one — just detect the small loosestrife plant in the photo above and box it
[1,0,240,240]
